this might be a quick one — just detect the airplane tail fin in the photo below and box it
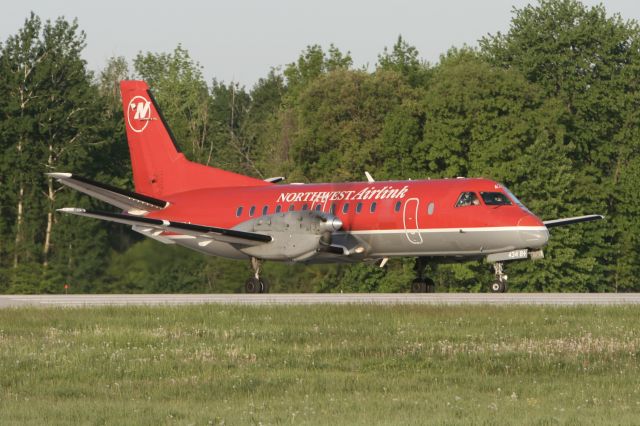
[119,80,270,197]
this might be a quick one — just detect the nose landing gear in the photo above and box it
[411,257,436,293]
[411,277,436,293]
[490,262,508,293]
[245,257,269,293]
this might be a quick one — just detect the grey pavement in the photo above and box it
[1,293,640,308]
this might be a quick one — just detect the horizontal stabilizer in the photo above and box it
[48,173,168,215]
[57,208,272,246]
[543,214,604,228]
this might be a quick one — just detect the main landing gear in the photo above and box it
[245,257,269,293]
[411,257,436,293]
[490,262,508,293]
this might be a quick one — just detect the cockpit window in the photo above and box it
[455,192,480,207]
[480,192,512,206]
[501,185,532,213]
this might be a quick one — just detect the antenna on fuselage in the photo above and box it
[364,171,375,183]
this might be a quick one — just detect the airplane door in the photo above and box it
[403,198,423,244]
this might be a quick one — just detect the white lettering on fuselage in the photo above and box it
[276,185,409,204]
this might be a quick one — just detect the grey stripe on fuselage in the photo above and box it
[340,226,548,257]
[162,226,549,261]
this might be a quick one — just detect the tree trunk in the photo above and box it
[43,207,53,267]
[13,184,24,268]
[43,149,54,267]
[13,84,26,269]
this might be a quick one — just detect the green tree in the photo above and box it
[413,50,604,291]
[0,13,115,293]
[207,80,259,175]
[246,71,288,179]
[283,44,353,97]
[377,35,431,86]
[0,13,47,273]
[290,69,413,182]
[480,0,640,290]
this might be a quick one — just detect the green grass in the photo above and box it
[1,305,639,425]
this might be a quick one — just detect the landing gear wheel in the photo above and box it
[245,257,269,293]
[259,278,270,293]
[411,279,427,293]
[245,277,262,294]
[244,277,269,293]
[490,262,508,293]
[413,257,436,293]
[425,277,436,293]
[490,281,507,293]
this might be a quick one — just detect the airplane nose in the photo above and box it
[517,214,549,248]
[517,214,544,227]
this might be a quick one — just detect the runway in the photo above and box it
[1,293,640,308]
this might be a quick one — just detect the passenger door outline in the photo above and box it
[403,198,423,244]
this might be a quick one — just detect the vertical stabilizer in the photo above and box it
[120,80,269,197]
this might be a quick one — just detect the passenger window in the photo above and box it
[342,203,349,214]
[262,205,268,216]
[315,204,322,211]
[427,202,435,215]
[370,202,377,213]
[288,204,295,212]
[455,192,480,207]
[236,206,243,217]
[275,205,282,213]
[249,206,256,217]
[480,192,513,206]
[302,204,309,211]
[356,202,363,213]
[330,203,337,215]
[394,201,402,212]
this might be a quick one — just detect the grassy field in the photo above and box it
[0,305,639,425]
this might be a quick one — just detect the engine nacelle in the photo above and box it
[232,211,343,261]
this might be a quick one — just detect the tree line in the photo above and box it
[1,0,639,293]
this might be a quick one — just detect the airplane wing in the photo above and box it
[543,214,605,228]
[57,208,272,246]
[48,173,168,215]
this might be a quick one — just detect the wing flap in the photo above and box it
[543,214,604,228]
[58,208,272,246]
[48,173,168,214]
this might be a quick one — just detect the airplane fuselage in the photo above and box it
[148,177,549,262]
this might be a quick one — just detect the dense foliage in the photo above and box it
[1,1,638,293]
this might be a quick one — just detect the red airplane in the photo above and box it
[51,80,603,293]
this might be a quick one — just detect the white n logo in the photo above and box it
[133,101,151,120]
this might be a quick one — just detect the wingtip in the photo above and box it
[47,172,72,179]
[57,207,86,214]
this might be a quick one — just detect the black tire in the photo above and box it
[425,277,436,293]
[490,281,507,293]
[245,277,261,293]
[259,278,270,293]
[411,279,427,293]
